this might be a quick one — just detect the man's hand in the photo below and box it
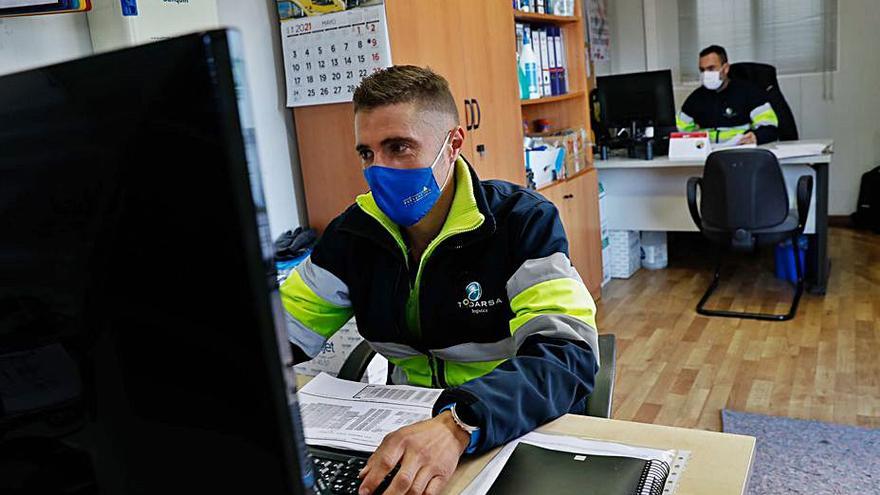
[739,131,757,145]
[358,411,470,495]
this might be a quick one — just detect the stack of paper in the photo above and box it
[768,142,832,160]
[296,373,441,452]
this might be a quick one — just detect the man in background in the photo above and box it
[677,45,779,145]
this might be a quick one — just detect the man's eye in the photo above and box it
[390,143,410,154]
[359,150,373,162]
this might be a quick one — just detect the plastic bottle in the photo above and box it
[640,231,668,269]
[520,29,541,100]
[516,53,530,99]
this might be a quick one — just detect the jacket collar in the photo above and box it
[339,156,496,255]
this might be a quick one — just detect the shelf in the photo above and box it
[536,166,594,192]
[513,11,580,24]
[520,90,586,106]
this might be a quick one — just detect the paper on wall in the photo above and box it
[281,3,392,107]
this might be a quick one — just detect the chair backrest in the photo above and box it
[728,62,799,141]
[701,149,790,230]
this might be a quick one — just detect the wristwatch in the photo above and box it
[438,403,480,453]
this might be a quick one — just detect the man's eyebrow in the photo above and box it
[380,136,419,148]
[355,136,418,153]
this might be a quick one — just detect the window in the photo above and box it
[678,0,837,81]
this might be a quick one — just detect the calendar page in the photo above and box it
[280,3,392,108]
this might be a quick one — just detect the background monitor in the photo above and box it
[0,30,315,494]
[596,69,677,130]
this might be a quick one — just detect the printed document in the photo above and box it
[768,142,831,160]
[297,373,441,452]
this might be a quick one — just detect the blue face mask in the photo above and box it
[362,131,454,227]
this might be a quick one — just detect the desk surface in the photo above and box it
[294,376,754,495]
[442,414,755,495]
[595,138,833,169]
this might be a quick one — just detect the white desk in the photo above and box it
[595,139,833,294]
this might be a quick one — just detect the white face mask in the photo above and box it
[702,70,723,91]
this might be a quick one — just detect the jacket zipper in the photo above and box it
[414,215,497,387]
[354,186,487,388]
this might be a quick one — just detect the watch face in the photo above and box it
[451,404,479,431]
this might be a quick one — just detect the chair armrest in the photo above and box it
[796,175,813,231]
[336,340,377,382]
[585,334,616,419]
[686,177,703,230]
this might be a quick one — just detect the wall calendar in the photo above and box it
[280,3,392,108]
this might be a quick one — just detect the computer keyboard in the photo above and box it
[310,449,396,495]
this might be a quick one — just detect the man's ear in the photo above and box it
[450,125,466,161]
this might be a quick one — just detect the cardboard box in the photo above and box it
[608,230,641,279]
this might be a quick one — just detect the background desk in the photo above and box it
[595,139,833,294]
[444,414,755,495]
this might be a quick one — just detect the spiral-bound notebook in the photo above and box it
[487,443,670,495]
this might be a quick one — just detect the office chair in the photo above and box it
[728,62,799,141]
[337,334,618,419]
[687,149,813,321]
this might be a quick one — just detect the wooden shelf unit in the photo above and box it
[513,11,579,24]
[515,1,602,297]
[521,90,586,106]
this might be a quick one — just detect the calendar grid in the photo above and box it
[281,4,392,108]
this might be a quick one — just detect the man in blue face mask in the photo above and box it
[281,66,599,495]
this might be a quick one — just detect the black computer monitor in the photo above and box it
[0,31,316,494]
[595,69,677,130]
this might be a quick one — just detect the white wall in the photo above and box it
[0,15,92,74]
[595,0,645,76]
[0,5,306,238]
[217,0,306,236]
[597,0,880,215]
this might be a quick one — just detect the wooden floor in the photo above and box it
[596,227,880,431]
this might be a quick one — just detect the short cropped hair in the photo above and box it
[699,45,728,64]
[353,65,459,123]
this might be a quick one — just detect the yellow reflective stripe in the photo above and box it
[509,277,597,333]
[750,103,778,128]
[280,269,353,339]
[711,128,749,141]
[444,359,507,387]
[355,194,408,264]
[677,112,698,132]
[386,355,433,387]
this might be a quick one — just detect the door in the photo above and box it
[563,170,603,298]
[457,0,525,184]
[385,0,471,134]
